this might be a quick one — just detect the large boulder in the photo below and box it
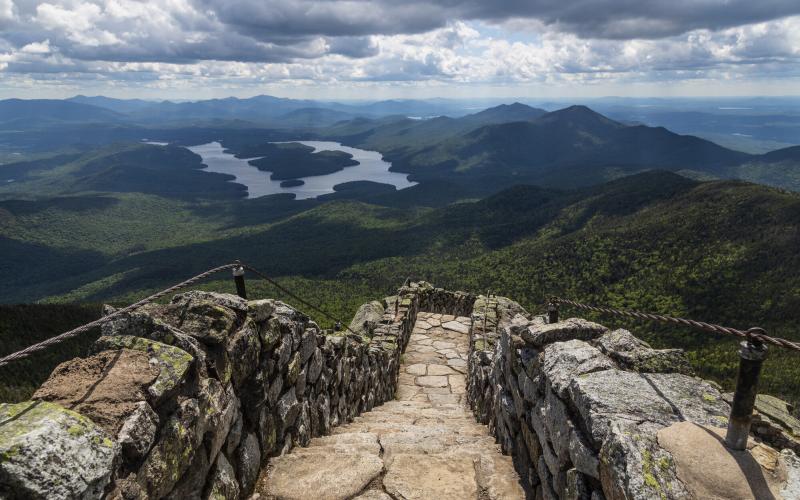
[33,348,158,436]
[0,401,117,500]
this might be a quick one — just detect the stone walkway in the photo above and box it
[255,313,525,500]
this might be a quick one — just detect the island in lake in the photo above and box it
[234,142,359,180]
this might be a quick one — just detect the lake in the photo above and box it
[185,141,416,200]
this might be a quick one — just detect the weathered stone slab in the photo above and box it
[520,318,608,348]
[416,376,449,388]
[442,320,470,334]
[384,454,478,500]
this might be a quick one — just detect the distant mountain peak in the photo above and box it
[463,102,547,123]
[540,105,623,127]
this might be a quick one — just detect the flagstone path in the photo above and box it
[254,312,525,500]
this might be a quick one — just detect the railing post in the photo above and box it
[548,300,559,324]
[233,262,247,299]
[725,336,768,450]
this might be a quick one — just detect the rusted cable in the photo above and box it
[241,264,360,337]
[549,297,800,353]
[0,263,240,368]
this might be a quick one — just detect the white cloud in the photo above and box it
[0,1,798,95]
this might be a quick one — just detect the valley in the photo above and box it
[0,96,799,413]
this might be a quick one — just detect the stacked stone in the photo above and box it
[405,281,476,318]
[467,304,796,500]
[0,290,406,500]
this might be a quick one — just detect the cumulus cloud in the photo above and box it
[0,0,798,93]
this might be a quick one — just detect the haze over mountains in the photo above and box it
[1,96,799,195]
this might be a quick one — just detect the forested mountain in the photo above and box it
[2,170,799,406]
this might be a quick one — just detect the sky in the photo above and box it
[0,0,799,99]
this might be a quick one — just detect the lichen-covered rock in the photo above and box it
[225,319,260,387]
[137,398,204,498]
[520,318,608,348]
[198,379,238,461]
[593,329,693,375]
[204,453,240,500]
[171,291,244,344]
[248,298,278,322]
[0,401,117,500]
[173,290,248,313]
[93,335,193,405]
[600,421,688,500]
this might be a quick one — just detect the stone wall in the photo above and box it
[0,288,425,500]
[467,296,800,500]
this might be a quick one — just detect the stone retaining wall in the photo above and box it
[0,286,432,500]
[467,296,800,500]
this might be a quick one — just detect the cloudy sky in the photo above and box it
[1,0,799,99]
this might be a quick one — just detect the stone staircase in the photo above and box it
[254,313,526,499]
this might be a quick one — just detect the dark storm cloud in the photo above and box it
[206,0,800,40]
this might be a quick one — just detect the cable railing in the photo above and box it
[0,261,357,369]
[546,296,787,451]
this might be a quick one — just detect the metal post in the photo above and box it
[725,338,768,450]
[548,301,559,324]
[233,263,247,299]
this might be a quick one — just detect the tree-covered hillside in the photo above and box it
[2,171,799,408]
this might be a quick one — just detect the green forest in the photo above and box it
[2,169,799,410]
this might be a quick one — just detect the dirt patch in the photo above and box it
[33,348,159,436]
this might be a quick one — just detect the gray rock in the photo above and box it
[521,319,608,348]
[780,449,800,500]
[267,376,283,406]
[116,401,158,463]
[257,405,277,456]
[236,432,261,494]
[542,340,615,399]
[567,369,688,448]
[593,329,693,375]
[0,401,117,500]
[307,347,323,383]
[204,453,240,500]
[564,468,591,500]
[277,388,301,431]
[299,329,317,364]
[225,405,243,456]
[348,300,385,336]
[248,298,278,322]
[569,428,600,479]
[172,290,247,313]
[171,292,243,344]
